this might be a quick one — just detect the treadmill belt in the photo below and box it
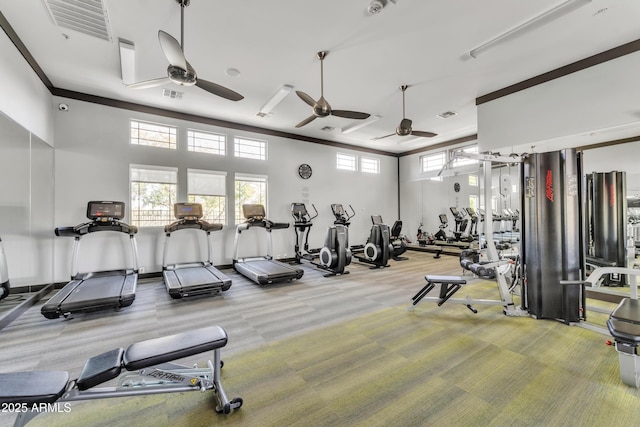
[163,265,231,298]
[234,259,303,286]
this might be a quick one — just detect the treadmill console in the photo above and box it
[243,204,266,221]
[174,202,203,220]
[87,201,125,221]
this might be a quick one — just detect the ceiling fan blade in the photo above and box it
[371,133,396,141]
[296,91,316,108]
[158,30,187,69]
[195,79,244,101]
[126,77,172,90]
[331,110,371,120]
[295,115,317,128]
[411,130,438,138]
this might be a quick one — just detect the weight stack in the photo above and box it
[589,171,627,285]
[522,149,583,322]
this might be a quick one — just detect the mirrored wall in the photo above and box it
[0,111,54,316]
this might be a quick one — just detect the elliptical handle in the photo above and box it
[309,204,319,221]
[347,205,356,220]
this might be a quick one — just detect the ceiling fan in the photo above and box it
[372,85,437,140]
[126,0,243,102]
[295,51,370,128]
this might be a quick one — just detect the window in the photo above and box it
[130,120,177,149]
[420,152,446,173]
[234,174,267,224]
[469,174,478,186]
[130,165,178,227]
[451,145,479,168]
[469,195,479,211]
[187,169,226,224]
[187,130,226,155]
[337,153,357,171]
[361,157,380,174]
[234,137,266,160]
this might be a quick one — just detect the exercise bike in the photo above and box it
[331,204,392,269]
[291,203,351,276]
[0,325,243,426]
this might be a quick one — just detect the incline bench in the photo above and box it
[0,325,242,426]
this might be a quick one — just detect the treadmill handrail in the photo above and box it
[164,219,223,234]
[55,220,138,236]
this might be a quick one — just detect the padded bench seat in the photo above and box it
[124,325,228,370]
[0,371,69,405]
[0,325,229,405]
[608,298,640,344]
[424,275,467,285]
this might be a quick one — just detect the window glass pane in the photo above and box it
[469,174,478,186]
[187,130,226,155]
[421,152,445,173]
[234,174,267,223]
[337,153,357,171]
[234,137,267,160]
[187,194,226,224]
[361,157,379,174]
[130,165,177,227]
[130,120,177,149]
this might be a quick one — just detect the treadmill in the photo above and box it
[233,204,304,285]
[41,201,139,319]
[0,237,9,300]
[162,202,231,299]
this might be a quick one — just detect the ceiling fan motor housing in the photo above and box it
[396,125,411,136]
[167,65,196,86]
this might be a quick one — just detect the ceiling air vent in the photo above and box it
[43,0,112,41]
[162,89,183,100]
[437,111,457,119]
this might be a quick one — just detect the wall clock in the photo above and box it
[454,182,461,192]
[298,164,312,179]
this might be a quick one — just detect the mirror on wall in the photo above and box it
[0,111,55,320]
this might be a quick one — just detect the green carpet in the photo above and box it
[19,295,640,427]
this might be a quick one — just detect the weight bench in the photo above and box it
[0,325,242,426]
[409,275,477,313]
[608,298,640,388]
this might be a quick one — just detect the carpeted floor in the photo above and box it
[1,252,639,426]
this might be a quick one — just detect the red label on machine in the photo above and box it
[545,170,554,202]
[610,183,615,207]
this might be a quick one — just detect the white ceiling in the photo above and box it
[1,0,639,154]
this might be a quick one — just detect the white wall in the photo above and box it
[477,50,640,154]
[52,97,398,281]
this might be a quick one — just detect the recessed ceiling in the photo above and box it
[1,0,638,154]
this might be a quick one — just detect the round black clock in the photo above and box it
[298,164,312,179]
[454,182,461,192]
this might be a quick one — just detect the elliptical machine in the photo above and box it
[372,215,408,261]
[291,203,351,276]
[0,237,9,300]
[331,204,392,269]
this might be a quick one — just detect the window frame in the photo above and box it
[234,173,268,224]
[187,129,226,155]
[187,169,227,225]
[129,164,178,227]
[360,157,380,174]
[336,153,357,171]
[233,136,267,160]
[129,119,177,150]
